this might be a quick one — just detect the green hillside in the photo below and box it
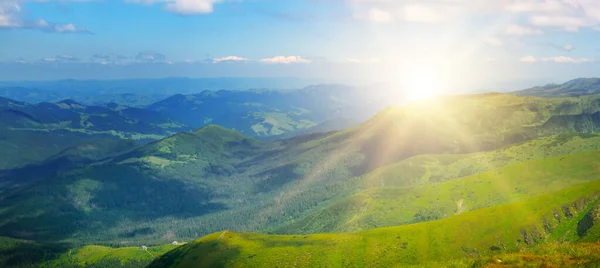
[149,179,600,267]
[275,134,600,233]
[0,236,177,268]
[4,94,600,247]
[305,93,600,173]
[0,139,138,194]
[0,97,185,169]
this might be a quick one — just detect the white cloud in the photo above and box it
[404,4,444,23]
[529,15,590,32]
[347,0,600,32]
[482,36,503,47]
[164,0,222,15]
[520,55,538,63]
[562,44,575,52]
[260,56,312,64]
[0,1,90,33]
[506,1,564,13]
[126,0,224,15]
[90,54,128,65]
[503,24,543,36]
[543,56,594,63]
[520,55,595,63]
[212,56,248,63]
[353,8,392,23]
[135,52,167,63]
[54,23,77,32]
[40,54,80,63]
[35,19,48,27]
[0,1,22,27]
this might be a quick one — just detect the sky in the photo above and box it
[2,0,600,91]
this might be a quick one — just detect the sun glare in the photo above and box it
[402,66,447,104]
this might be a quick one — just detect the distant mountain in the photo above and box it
[148,85,390,137]
[1,83,393,138]
[514,78,600,97]
[0,77,323,106]
[0,97,187,169]
[3,93,600,248]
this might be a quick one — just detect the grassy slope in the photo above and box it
[0,236,178,268]
[275,134,600,233]
[0,126,263,244]
[149,180,600,268]
[46,244,178,267]
[423,242,600,267]
[0,97,187,169]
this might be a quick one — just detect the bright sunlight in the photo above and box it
[402,66,447,103]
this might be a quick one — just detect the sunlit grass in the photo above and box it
[276,148,600,234]
[149,179,600,267]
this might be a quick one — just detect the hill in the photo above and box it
[0,97,186,169]
[0,139,138,193]
[0,236,178,268]
[275,133,600,233]
[0,84,394,139]
[303,93,600,173]
[148,179,600,267]
[0,125,264,244]
[147,85,389,137]
[514,78,600,97]
[3,94,600,249]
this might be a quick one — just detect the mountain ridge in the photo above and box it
[514,77,600,97]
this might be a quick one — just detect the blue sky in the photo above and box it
[2,0,600,91]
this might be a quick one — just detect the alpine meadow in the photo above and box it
[3,0,600,267]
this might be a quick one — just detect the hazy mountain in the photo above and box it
[148,85,391,137]
[0,77,324,106]
[1,83,393,139]
[514,77,600,97]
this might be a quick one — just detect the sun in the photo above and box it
[402,66,446,103]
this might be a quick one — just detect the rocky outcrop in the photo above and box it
[577,201,600,238]
[519,194,600,245]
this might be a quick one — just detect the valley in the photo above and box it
[2,79,600,267]
[5,0,600,264]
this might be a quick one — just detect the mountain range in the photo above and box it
[2,78,600,267]
[514,77,600,98]
[0,78,322,106]
[0,84,392,170]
